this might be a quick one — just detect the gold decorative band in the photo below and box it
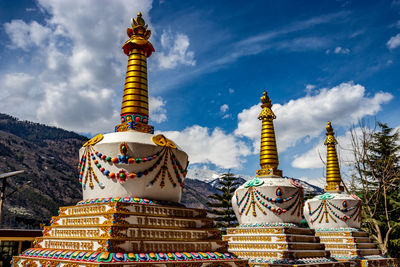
[122,95,148,103]
[121,107,148,114]
[126,67,147,74]
[125,72,148,79]
[128,53,146,60]
[127,59,147,66]
[123,89,148,96]
[121,101,149,108]
[124,83,148,89]
[121,101,149,110]
[127,63,147,71]
[124,77,147,83]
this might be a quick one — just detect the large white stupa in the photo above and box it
[12,13,247,267]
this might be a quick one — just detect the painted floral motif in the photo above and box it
[244,177,264,188]
[318,192,335,200]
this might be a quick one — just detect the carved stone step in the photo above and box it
[319,236,372,244]
[324,243,377,250]
[36,237,227,253]
[59,202,206,219]
[224,233,321,243]
[230,249,330,260]
[228,242,325,251]
[329,248,381,257]
[316,231,370,238]
[44,225,220,240]
[50,213,213,228]
[227,226,315,236]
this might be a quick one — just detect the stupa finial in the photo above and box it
[324,122,343,192]
[256,91,282,177]
[115,13,155,134]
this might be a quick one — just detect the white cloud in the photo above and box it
[0,73,42,121]
[149,96,167,123]
[1,0,153,134]
[229,88,234,94]
[334,46,350,54]
[292,129,356,169]
[160,126,251,169]
[4,20,51,50]
[220,104,229,113]
[294,124,400,170]
[234,104,261,153]
[276,37,330,51]
[235,82,392,155]
[387,33,400,49]
[156,31,196,69]
[305,84,316,94]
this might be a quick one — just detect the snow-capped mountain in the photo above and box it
[186,167,323,196]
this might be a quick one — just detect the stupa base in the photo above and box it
[355,257,399,267]
[248,257,350,266]
[314,228,399,267]
[11,198,247,267]
[13,250,247,266]
[224,223,351,267]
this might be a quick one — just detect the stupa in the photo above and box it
[224,92,349,266]
[12,13,246,267]
[304,122,399,267]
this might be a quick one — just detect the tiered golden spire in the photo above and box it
[324,122,344,192]
[115,12,155,133]
[256,92,282,177]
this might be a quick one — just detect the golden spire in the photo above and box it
[256,91,282,177]
[115,12,155,133]
[324,122,344,192]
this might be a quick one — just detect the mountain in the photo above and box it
[0,113,88,228]
[0,113,323,228]
[186,167,324,196]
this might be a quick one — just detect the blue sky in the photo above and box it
[1,0,400,185]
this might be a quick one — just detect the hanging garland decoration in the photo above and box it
[78,134,187,189]
[235,178,303,217]
[308,198,361,224]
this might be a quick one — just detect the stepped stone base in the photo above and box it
[12,197,247,267]
[224,223,351,267]
[314,228,399,267]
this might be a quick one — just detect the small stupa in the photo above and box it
[304,122,399,267]
[12,13,246,267]
[224,92,348,266]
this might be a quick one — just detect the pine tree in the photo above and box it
[351,122,400,257]
[368,123,400,258]
[207,172,241,231]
